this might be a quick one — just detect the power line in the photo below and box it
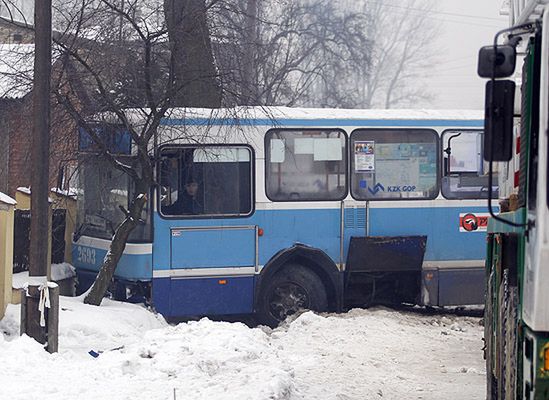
[363,0,505,22]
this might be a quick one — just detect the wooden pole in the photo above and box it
[24,0,57,351]
[29,0,52,279]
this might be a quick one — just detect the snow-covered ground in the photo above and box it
[0,297,485,400]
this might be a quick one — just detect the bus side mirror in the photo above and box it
[478,45,516,78]
[484,80,515,161]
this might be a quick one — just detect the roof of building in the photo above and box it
[0,43,34,98]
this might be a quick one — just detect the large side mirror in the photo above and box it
[484,80,515,161]
[478,45,516,78]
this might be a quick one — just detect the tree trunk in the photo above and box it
[241,0,258,105]
[164,0,221,107]
[83,189,147,306]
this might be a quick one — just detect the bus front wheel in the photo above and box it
[257,264,328,327]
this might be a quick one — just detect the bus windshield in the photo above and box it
[75,155,151,242]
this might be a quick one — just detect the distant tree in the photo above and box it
[211,0,372,107]
[351,0,441,108]
[211,0,439,109]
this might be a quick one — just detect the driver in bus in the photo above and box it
[163,177,203,215]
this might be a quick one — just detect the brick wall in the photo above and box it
[4,95,78,196]
[0,18,33,44]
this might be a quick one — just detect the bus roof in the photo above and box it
[110,106,483,127]
[155,107,484,128]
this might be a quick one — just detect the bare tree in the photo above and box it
[211,0,372,107]
[351,0,441,109]
[46,0,222,305]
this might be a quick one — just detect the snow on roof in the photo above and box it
[0,0,33,25]
[0,44,34,99]
[164,106,485,121]
[0,191,16,205]
[50,187,78,199]
[17,187,53,202]
[111,106,483,128]
[16,186,31,194]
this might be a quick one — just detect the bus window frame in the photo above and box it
[264,128,349,202]
[156,143,256,220]
[349,128,440,201]
[440,128,494,200]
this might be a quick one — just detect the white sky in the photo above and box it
[427,0,508,109]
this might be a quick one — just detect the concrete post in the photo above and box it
[0,192,16,319]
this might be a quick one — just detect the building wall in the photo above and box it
[7,96,32,195]
[2,93,78,197]
[0,17,34,44]
[0,201,15,319]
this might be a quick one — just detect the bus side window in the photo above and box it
[159,146,253,217]
[265,129,347,202]
[441,130,498,200]
[349,129,439,201]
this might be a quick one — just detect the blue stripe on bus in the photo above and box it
[71,245,153,280]
[152,206,489,273]
[72,204,490,283]
[160,118,484,128]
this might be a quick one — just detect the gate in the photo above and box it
[13,208,67,272]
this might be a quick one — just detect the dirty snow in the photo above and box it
[0,297,485,400]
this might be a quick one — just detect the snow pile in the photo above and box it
[0,300,485,400]
[12,264,76,289]
[50,262,76,282]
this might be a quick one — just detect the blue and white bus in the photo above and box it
[73,107,495,325]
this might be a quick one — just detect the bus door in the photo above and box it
[157,145,256,316]
[346,129,439,305]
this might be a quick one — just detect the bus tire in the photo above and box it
[257,264,328,327]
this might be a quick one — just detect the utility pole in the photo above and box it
[21,0,59,353]
[31,0,51,280]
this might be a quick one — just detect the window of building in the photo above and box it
[265,129,347,201]
[441,130,498,199]
[12,33,23,43]
[159,146,253,217]
[350,129,439,200]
